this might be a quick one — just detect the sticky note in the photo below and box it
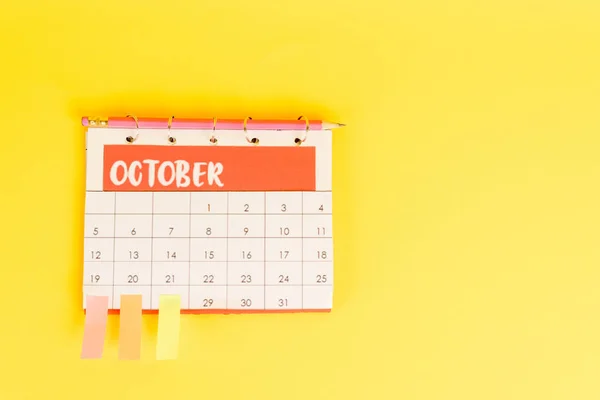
[81,295,109,359]
[118,294,142,360]
[156,295,181,360]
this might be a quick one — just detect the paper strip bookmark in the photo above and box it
[119,295,142,360]
[81,295,109,359]
[156,295,181,360]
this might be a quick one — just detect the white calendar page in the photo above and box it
[83,128,333,312]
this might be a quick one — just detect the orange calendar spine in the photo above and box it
[102,309,331,315]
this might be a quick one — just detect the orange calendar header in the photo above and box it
[103,145,316,191]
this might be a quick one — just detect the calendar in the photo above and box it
[83,126,333,312]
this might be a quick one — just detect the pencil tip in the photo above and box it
[322,121,346,129]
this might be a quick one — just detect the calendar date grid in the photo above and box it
[83,191,333,311]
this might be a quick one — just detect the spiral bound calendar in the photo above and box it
[83,116,336,313]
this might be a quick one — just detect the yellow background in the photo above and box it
[1,0,600,399]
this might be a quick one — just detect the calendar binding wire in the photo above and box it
[98,115,328,146]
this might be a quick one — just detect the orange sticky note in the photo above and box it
[118,295,142,360]
[81,295,109,359]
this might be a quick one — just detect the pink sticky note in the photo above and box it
[81,295,109,359]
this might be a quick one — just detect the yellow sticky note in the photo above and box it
[156,295,181,360]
